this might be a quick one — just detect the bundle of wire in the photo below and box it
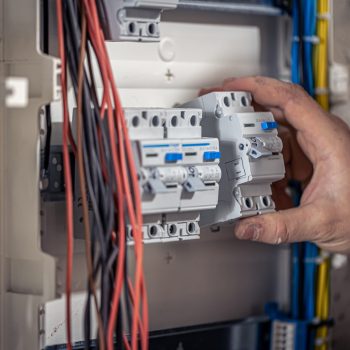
[55,1,148,349]
[314,1,331,348]
[290,0,331,349]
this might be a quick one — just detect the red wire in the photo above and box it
[81,2,129,348]
[97,17,145,349]
[127,277,149,343]
[56,1,74,349]
[56,1,146,348]
[82,2,148,349]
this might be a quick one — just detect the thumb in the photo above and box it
[234,205,325,245]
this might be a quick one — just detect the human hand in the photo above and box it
[203,76,350,253]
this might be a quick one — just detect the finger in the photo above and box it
[268,106,285,120]
[289,131,313,182]
[278,125,313,182]
[277,126,292,164]
[272,180,294,210]
[222,76,331,136]
[251,100,267,112]
[234,204,325,245]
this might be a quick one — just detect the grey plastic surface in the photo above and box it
[101,0,178,42]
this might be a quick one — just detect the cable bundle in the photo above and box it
[55,1,148,349]
[314,0,330,110]
[314,2,331,348]
[290,1,331,349]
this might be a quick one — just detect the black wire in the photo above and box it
[61,1,132,346]
[63,0,108,342]
[42,0,50,54]
[43,104,52,175]
[65,0,116,243]
[64,0,116,258]
[63,3,107,259]
[84,284,92,350]
[116,300,124,350]
[123,234,132,347]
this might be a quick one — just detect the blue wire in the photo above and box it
[291,0,300,84]
[302,0,317,323]
[290,4,319,349]
[290,1,301,321]
[304,242,315,320]
[291,243,300,319]
[302,0,317,96]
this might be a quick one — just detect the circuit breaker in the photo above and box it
[70,107,221,243]
[49,91,285,243]
[125,108,221,242]
[182,91,285,227]
[100,0,178,41]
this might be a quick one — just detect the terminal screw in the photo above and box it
[215,105,223,118]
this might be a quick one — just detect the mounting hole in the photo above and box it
[129,229,133,238]
[132,116,140,127]
[188,222,196,234]
[171,115,178,127]
[151,115,160,127]
[262,196,271,207]
[169,224,177,236]
[148,23,156,35]
[149,225,159,237]
[128,22,137,34]
[245,198,253,209]
[241,96,248,106]
[223,96,230,107]
[190,115,197,126]
[231,93,236,101]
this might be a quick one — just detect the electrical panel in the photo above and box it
[72,107,221,243]
[100,0,178,42]
[48,92,286,243]
[182,91,285,227]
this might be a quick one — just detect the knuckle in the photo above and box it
[252,76,266,85]
[285,82,306,99]
[274,213,290,244]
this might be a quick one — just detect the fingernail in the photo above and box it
[236,223,263,241]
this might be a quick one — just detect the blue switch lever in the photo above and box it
[165,153,183,163]
[261,121,278,131]
[203,151,221,161]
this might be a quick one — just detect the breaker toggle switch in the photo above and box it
[146,176,178,194]
[165,152,183,163]
[203,151,221,162]
[145,167,186,194]
[183,166,207,192]
[261,121,278,131]
[247,136,283,159]
[256,136,283,153]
